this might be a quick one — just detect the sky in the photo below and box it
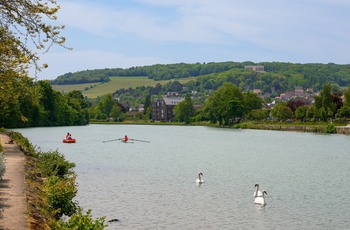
[31,0,350,80]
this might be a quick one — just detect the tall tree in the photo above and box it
[271,102,293,121]
[243,92,263,116]
[202,82,243,125]
[173,95,195,124]
[314,84,337,120]
[143,95,152,117]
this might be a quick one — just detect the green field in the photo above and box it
[52,76,195,98]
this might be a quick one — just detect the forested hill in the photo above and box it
[50,62,350,88]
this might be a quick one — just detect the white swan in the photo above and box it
[253,183,263,197]
[196,172,204,183]
[254,190,267,205]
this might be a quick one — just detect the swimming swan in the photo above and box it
[254,190,267,205]
[254,183,263,197]
[196,172,204,183]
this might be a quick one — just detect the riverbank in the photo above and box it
[0,133,28,230]
[91,120,350,134]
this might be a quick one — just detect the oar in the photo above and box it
[103,138,122,143]
[129,139,150,143]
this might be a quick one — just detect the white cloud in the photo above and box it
[31,0,350,79]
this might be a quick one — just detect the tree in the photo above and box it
[143,95,152,117]
[343,85,350,107]
[295,105,308,122]
[271,102,293,121]
[66,90,89,125]
[226,99,244,124]
[202,82,243,125]
[97,94,117,118]
[173,95,195,124]
[287,99,305,113]
[314,84,337,120]
[0,0,68,75]
[243,92,263,117]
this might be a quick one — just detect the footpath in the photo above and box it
[0,133,28,230]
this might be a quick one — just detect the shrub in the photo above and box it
[45,176,78,219]
[325,124,336,133]
[38,150,76,178]
[54,209,107,230]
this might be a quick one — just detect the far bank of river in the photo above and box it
[90,121,350,134]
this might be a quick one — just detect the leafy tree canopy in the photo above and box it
[0,0,67,76]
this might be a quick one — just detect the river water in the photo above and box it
[14,124,350,229]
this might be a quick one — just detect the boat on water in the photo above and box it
[122,140,134,143]
[63,138,76,143]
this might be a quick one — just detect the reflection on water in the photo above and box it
[15,125,350,229]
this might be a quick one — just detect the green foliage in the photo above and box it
[249,109,270,121]
[54,209,107,230]
[271,102,294,121]
[0,78,89,128]
[45,176,78,219]
[173,95,195,124]
[337,105,350,119]
[343,85,350,107]
[51,72,110,85]
[243,92,263,115]
[313,84,337,121]
[38,150,76,178]
[8,131,36,156]
[325,124,336,133]
[13,134,106,228]
[0,0,67,74]
[0,150,5,181]
[295,105,308,121]
[202,82,244,125]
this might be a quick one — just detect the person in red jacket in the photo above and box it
[65,132,70,139]
[124,135,129,142]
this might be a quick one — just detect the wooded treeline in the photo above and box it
[0,76,89,128]
[50,62,350,92]
[51,71,111,85]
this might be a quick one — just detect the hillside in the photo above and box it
[51,61,350,100]
[52,76,195,98]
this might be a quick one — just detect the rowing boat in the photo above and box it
[63,138,76,143]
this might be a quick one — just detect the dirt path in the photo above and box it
[0,133,28,230]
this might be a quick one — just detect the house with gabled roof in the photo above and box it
[152,97,184,121]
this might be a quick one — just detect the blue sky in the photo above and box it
[32,0,350,80]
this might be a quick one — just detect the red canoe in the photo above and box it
[63,138,76,143]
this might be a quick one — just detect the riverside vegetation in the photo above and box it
[3,130,107,229]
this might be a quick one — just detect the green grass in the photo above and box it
[52,76,195,98]
[52,83,101,94]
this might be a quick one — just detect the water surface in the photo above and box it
[15,125,350,229]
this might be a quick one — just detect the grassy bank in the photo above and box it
[7,131,107,229]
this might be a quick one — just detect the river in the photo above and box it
[14,124,350,229]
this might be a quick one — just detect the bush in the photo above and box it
[38,150,76,178]
[45,176,78,219]
[54,209,107,230]
[8,131,36,156]
[325,124,336,133]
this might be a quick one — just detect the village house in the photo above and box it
[152,97,184,122]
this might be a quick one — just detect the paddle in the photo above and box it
[129,138,150,143]
[103,138,123,143]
